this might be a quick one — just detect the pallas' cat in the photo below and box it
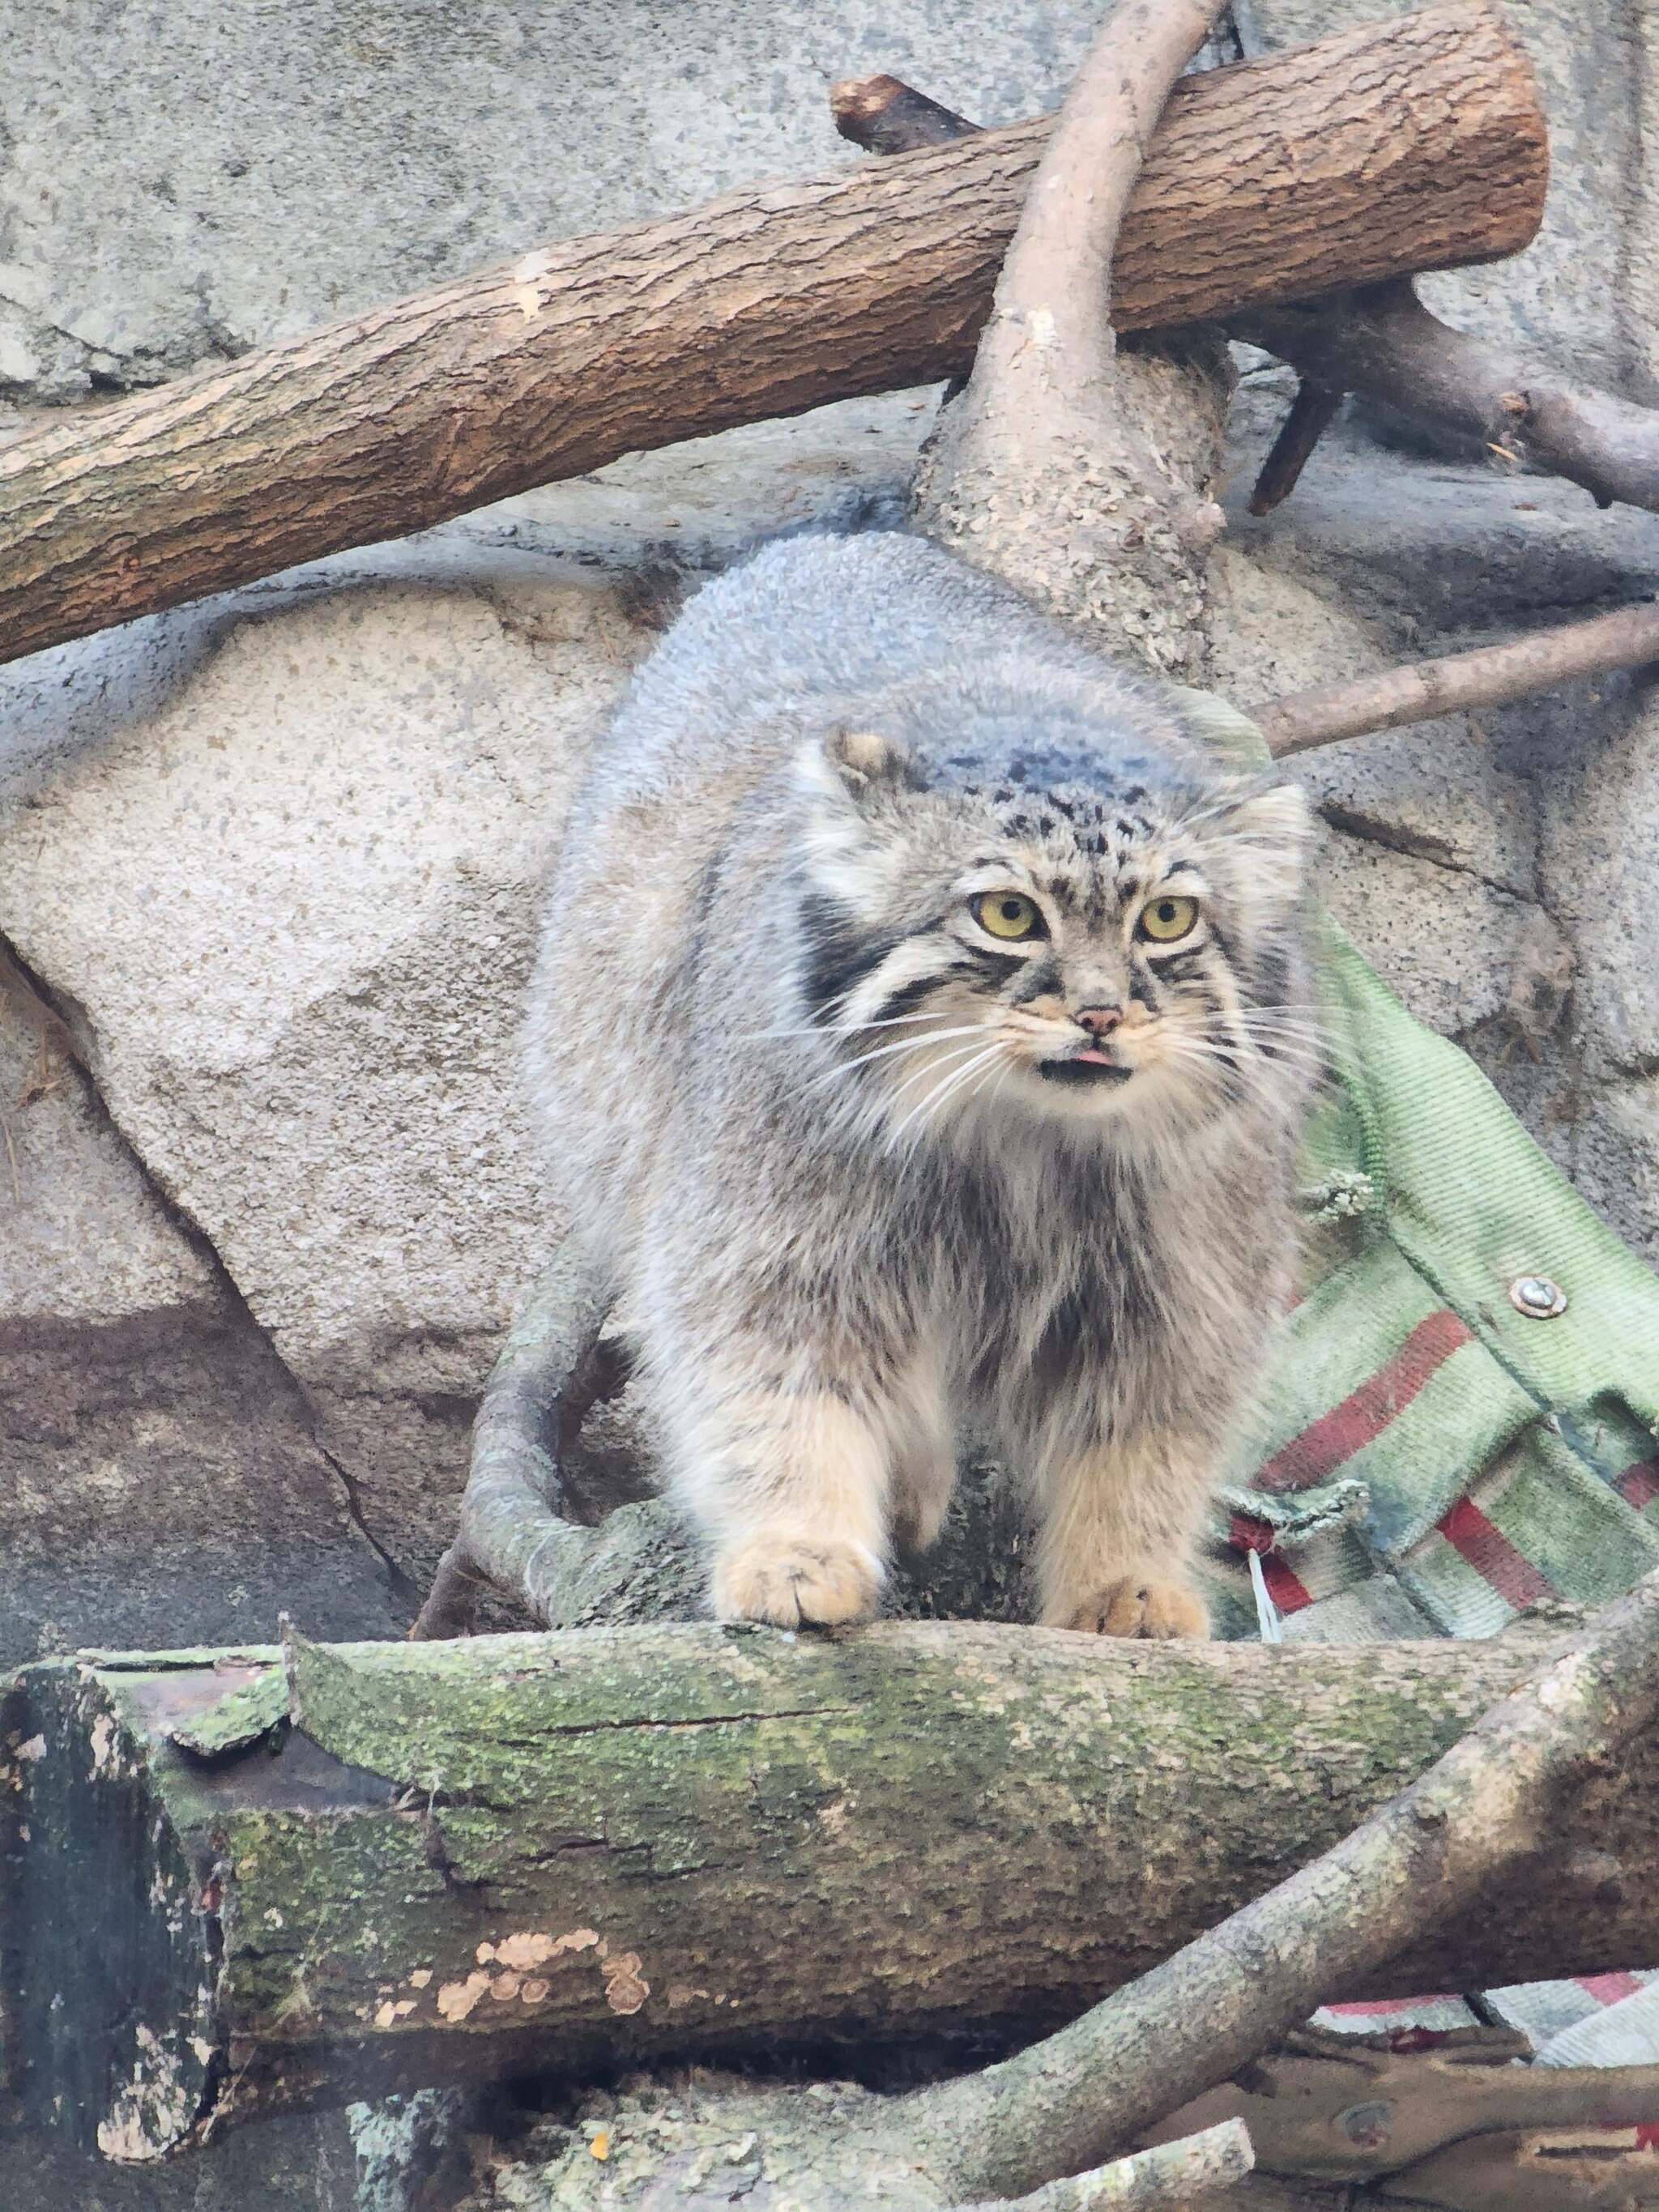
[525,534,1316,1635]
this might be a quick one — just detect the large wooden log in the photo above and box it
[0,2,1544,671]
[3,1618,1655,2161]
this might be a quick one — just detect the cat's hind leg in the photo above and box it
[887,1342,957,1558]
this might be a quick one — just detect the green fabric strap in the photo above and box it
[1172,689,1659,1643]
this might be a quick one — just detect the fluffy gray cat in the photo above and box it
[525,533,1316,1636]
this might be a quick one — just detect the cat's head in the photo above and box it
[790,715,1316,1149]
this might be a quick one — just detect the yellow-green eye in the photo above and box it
[972,892,1043,941]
[1138,893,1200,944]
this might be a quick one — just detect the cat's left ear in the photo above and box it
[1213,779,1313,906]
[822,727,920,799]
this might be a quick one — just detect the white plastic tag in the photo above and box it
[1249,1545,1286,1644]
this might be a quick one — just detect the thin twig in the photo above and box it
[1253,599,1659,754]
[1247,378,1342,514]
[830,75,981,156]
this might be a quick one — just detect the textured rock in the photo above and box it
[0,548,654,1583]
[1206,541,1546,1041]
[0,973,399,1663]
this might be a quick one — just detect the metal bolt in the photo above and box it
[1508,1274,1567,1319]
[1337,2099,1394,2150]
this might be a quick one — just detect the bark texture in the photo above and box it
[1238,279,1659,518]
[6,1621,1659,2161]
[0,3,1543,670]
[1254,600,1659,754]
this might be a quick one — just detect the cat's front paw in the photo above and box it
[712,1536,881,1628]
[1063,1576,1210,1640]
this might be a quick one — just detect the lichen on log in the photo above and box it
[7,1622,1659,2159]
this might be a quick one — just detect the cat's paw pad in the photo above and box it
[1064,1577,1210,1640]
[713,1536,881,1628]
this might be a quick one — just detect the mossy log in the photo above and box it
[0,2,1545,669]
[3,1621,1657,2163]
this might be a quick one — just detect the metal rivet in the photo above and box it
[1509,1274,1567,1319]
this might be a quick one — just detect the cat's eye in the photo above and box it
[971,892,1044,941]
[1138,894,1200,944]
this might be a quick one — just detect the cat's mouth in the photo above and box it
[1037,1050,1132,1089]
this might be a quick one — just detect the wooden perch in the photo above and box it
[8,1617,1659,2161]
[1254,599,1659,753]
[1239,279,1659,518]
[0,3,1543,671]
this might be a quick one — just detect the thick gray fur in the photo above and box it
[524,533,1316,1634]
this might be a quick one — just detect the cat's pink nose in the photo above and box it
[1076,1004,1124,1037]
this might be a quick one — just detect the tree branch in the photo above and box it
[830,75,980,156]
[1238,279,1659,516]
[882,1562,1659,2201]
[834,64,1659,742]
[0,6,1544,671]
[18,1613,1659,2155]
[1252,600,1659,754]
[1246,378,1343,515]
[959,2120,1255,2210]
[1151,2027,1659,2183]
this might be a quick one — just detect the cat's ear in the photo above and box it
[1213,779,1313,906]
[822,727,919,799]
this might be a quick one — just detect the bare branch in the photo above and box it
[1153,2031,1659,2182]
[957,2120,1255,2210]
[1239,279,1659,516]
[963,0,1226,420]
[831,75,980,155]
[885,1562,1659,2201]
[1253,599,1659,754]
[1247,378,1343,515]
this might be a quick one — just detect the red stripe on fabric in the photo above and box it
[1260,1551,1313,1614]
[1578,1971,1644,2005]
[1617,1460,1659,1510]
[1636,2124,1659,2151]
[1226,1517,1312,1613]
[1230,1514,1273,1554]
[1435,1497,1553,1609]
[1321,1997,1456,2018]
[1254,1311,1474,1494]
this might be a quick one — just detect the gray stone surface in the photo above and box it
[0,972,401,1663]
[0,548,652,1584]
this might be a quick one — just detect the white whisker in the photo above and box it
[890,1041,1006,1144]
[807,1023,994,1091]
